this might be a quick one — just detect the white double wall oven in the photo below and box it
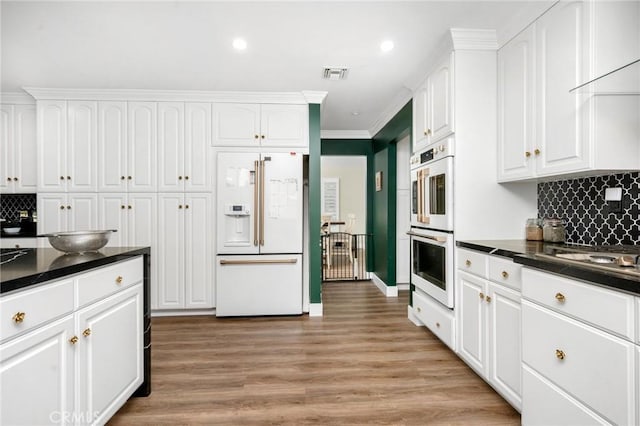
[409,137,455,309]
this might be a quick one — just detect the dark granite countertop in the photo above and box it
[1,246,150,295]
[456,240,640,296]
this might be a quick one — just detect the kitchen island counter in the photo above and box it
[0,246,150,294]
[457,240,640,296]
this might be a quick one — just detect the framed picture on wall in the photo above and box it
[375,171,383,191]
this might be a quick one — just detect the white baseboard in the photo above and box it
[371,273,399,297]
[397,283,410,291]
[152,309,215,317]
[309,303,323,317]
[407,305,423,326]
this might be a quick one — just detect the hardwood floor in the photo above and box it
[110,281,519,425]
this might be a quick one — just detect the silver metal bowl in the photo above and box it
[39,230,116,253]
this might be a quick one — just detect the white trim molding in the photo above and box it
[369,88,413,138]
[450,28,498,50]
[397,283,410,291]
[152,309,215,317]
[22,87,320,104]
[308,303,323,317]
[1,92,35,104]
[321,129,372,139]
[371,273,399,297]
[301,90,328,105]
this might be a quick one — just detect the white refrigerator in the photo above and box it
[215,151,303,316]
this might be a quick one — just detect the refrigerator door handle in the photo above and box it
[253,160,259,246]
[259,160,265,246]
[219,258,298,265]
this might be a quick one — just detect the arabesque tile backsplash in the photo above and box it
[538,172,640,245]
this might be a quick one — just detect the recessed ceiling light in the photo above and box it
[380,40,394,53]
[351,111,360,116]
[232,38,247,50]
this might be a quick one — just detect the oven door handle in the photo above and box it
[406,231,447,243]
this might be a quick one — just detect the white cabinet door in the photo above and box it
[184,102,212,191]
[412,80,429,153]
[536,0,591,176]
[76,284,143,426]
[0,316,75,426]
[261,152,303,254]
[497,25,536,182]
[184,193,213,308]
[98,193,128,247]
[128,102,157,192]
[128,193,157,248]
[428,52,455,142]
[68,193,98,232]
[157,102,185,192]
[260,104,308,148]
[212,103,260,146]
[37,100,67,192]
[98,102,128,192]
[67,101,97,192]
[457,271,487,374]
[488,282,522,410]
[38,193,67,235]
[157,194,185,309]
[13,104,37,193]
[0,105,12,192]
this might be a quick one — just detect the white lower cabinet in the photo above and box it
[0,257,143,426]
[522,267,638,425]
[156,193,213,310]
[456,249,522,410]
[77,284,143,425]
[412,289,455,350]
[0,316,75,426]
[0,238,38,249]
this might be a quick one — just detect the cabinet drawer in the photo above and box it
[0,279,74,343]
[77,257,143,307]
[522,365,608,426]
[488,256,522,291]
[456,248,488,278]
[522,268,635,340]
[522,301,636,426]
[413,290,455,350]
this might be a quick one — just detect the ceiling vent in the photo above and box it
[322,67,349,81]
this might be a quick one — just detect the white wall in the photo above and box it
[396,135,411,285]
[321,156,366,234]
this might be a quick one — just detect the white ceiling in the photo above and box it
[0,1,554,137]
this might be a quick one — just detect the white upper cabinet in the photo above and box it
[158,102,211,192]
[412,52,455,153]
[535,0,590,176]
[0,104,37,193]
[128,102,157,192]
[157,102,185,192]
[37,193,98,235]
[497,26,536,182]
[212,103,308,148]
[497,0,640,182]
[98,102,128,192]
[184,103,212,192]
[37,100,97,192]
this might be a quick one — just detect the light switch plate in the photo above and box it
[605,187,622,201]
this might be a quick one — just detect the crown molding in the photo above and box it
[1,92,35,104]
[301,90,328,105]
[450,28,498,51]
[321,130,372,140]
[22,87,318,104]
[368,88,412,138]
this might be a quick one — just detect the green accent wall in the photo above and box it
[370,100,412,287]
[308,104,322,304]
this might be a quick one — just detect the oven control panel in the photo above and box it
[410,137,454,167]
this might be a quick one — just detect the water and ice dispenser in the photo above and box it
[221,203,251,247]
